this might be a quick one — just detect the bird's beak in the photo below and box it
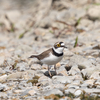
[64,46,67,49]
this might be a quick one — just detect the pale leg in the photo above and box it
[54,65,57,75]
[48,66,52,77]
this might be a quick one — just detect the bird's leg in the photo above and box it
[48,66,52,77]
[54,65,57,75]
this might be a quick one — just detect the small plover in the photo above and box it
[29,42,67,77]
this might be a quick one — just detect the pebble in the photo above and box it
[28,90,37,96]
[74,89,83,97]
[52,76,71,84]
[88,6,100,20]
[0,83,9,91]
[31,64,42,70]
[0,74,7,83]
[65,89,75,95]
[44,89,64,96]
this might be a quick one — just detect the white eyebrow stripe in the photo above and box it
[61,43,64,46]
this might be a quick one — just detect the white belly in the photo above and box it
[40,53,63,65]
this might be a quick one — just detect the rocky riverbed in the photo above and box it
[0,0,100,100]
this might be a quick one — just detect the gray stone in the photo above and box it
[52,76,71,84]
[0,83,9,91]
[7,72,30,80]
[38,76,52,86]
[16,62,27,71]
[31,64,41,70]
[0,74,7,83]
[73,98,81,100]
[83,88,100,94]
[82,79,95,88]
[57,65,68,76]
[80,83,88,88]
[44,89,63,96]
[6,10,21,23]
[0,92,8,99]
[65,89,75,95]
[68,65,81,75]
[77,19,93,31]
[52,83,65,91]
[68,55,93,70]
[81,66,100,78]
[21,89,32,97]
[0,68,5,74]
[28,89,37,96]
[60,97,71,100]
[74,89,83,97]
[13,90,25,94]
[67,84,79,89]
[42,85,53,91]
[71,75,83,81]
[90,72,100,80]
[14,49,23,56]
[88,6,100,20]
[72,80,81,86]
[0,56,5,66]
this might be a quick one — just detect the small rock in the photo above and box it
[72,80,81,86]
[68,65,81,75]
[0,74,7,83]
[83,79,95,88]
[0,68,5,75]
[65,89,75,95]
[68,55,93,70]
[88,6,100,20]
[52,76,71,84]
[44,89,63,96]
[0,56,5,66]
[83,88,100,94]
[52,84,65,91]
[16,62,27,71]
[81,67,100,78]
[22,72,30,80]
[13,90,25,94]
[90,72,100,80]
[73,98,81,100]
[80,83,89,88]
[6,10,21,23]
[0,83,9,91]
[7,72,27,80]
[67,84,79,89]
[31,64,41,70]
[21,89,32,97]
[0,92,7,99]
[58,65,68,76]
[38,76,52,86]
[60,97,71,100]
[71,75,83,81]
[77,19,93,30]
[74,89,83,97]
[28,89,36,96]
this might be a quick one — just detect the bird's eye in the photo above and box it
[57,44,61,47]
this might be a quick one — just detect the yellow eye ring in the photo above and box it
[57,44,61,47]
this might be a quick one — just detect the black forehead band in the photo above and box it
[59,42,63,45]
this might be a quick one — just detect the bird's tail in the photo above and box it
[29,55,38,59]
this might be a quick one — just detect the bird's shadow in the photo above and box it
[44,71,63,78]
[44,71,56,78]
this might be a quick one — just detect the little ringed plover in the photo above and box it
[29,42,67,77]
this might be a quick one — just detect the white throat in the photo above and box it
[53,47,64,54]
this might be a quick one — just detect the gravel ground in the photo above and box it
[0,0,100,100]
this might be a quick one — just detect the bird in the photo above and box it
[29,42,67,77]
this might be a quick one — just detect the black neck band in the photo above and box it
[52,48,63,57]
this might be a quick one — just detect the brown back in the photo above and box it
[38,48,52,60]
